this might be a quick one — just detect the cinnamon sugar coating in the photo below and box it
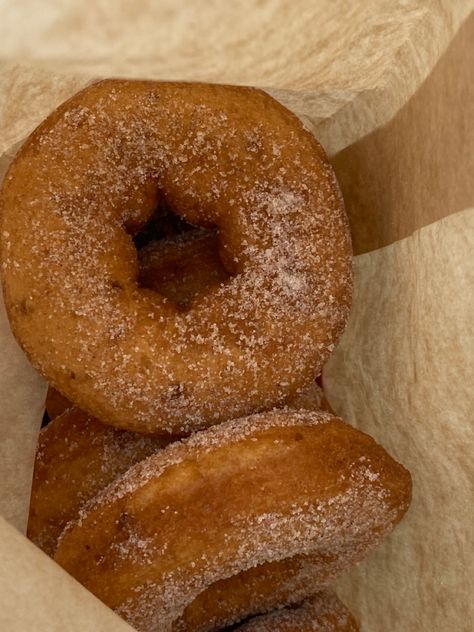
[236,591,359,632]
[28,407,173,556]
[31,381,326,559]
[1,80,352,433]
[54,410,411,632]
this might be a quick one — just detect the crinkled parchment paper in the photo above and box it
[329,208,474,630]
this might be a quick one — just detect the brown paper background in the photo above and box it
[0,2,473,631]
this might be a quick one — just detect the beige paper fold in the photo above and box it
[0,515,133,631]
[0,1,471,155]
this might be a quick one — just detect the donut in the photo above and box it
[32,381,327,557]
[177,553,352,632]
[30,391,350,631]
[45,386,73,419]
[1,79,352,433]
[32,384,338,631]
[54,410,411,631]
[28,407,174,556]
[235,592,359,632]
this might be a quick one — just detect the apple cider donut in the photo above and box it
[28,407,174,556]
[236,592,359,632]
[32,386,347,630]
[1,80,352,433]
[33,381,327,558]
[54,410,411,631]
[176,552,353,632]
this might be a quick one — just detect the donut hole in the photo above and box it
[133,197,231,311]
[132,197,195,250]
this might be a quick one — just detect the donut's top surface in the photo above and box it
[1,80,352,433]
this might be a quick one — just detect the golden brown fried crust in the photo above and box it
[235,591,360,632]
[27,408,173,556]
[177,553,350,632]
[54,410,411,632]
[33,381,326,560]
[45,386,72,419]
[1,79,352,434]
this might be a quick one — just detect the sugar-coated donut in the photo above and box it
[31,383,338,632]
[1,80,352,433]
[54,410,411,631]
[28,407,173,556]
[32,381,327,557]
[32,385,346,631]
[236,592,359,632]
[177,553,350,632]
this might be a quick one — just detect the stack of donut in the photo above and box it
[0,80,412,632]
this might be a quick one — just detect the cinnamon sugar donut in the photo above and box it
[33,381,327,557]
[236,592,359,632]
[32,385,343,631]
[1,80,352,433]
[54,410,411,631]
[177,553,351,632]
[28,407,173,556]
